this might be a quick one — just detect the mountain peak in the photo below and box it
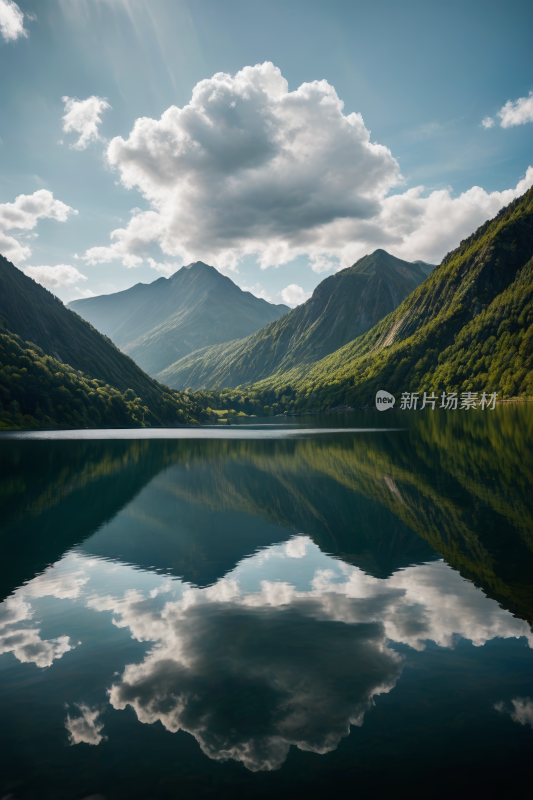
[182,261,213,271]
[68,261,289,375]
[157,250,430,390]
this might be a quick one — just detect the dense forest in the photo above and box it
[0,255,218,429]
[0,326,208,429]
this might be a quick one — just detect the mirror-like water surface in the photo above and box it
[1,407,533,799]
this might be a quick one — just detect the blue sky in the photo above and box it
[1,0,532,306]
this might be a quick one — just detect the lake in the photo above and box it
[1,406,533,799]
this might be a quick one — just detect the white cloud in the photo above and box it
[284,537,307,558]
[309,254,339,274]
[509,697,533,727]
[497,91,533,128]
[0,595,73,669]
[146,257,181,277]
[495,697,533,728]
[0,555,94,668]
[281,284,312,306]
[61,95,112,151]
[0,0,27,42]
[81,62,533,273]
[372,167,533,263]
[0,626,72,668]
[0,594,32,628]
[103,589,401,771]
[81,548,531,771]
[84,62,399,271]
[481,116,494,129]
[240,282,272,302]
[70,286,97,299]
[24,563,90,599]
[65,703,107,745]
[0,189,77,264]
[21,264,88,289]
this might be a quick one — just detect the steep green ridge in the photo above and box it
[0,256,207,427]
[0,329,205,428]
[68,261,289,375]
[239,187,533,411]
[158,250,430,390]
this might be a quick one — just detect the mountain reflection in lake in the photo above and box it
[1,406,533,799]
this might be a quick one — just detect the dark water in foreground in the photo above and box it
[1,407,532,799]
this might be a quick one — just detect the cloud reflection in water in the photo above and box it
[66,703,107,746]
[81,537,532,771]
[1,538,531,768]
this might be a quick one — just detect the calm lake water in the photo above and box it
[1,407,533,799]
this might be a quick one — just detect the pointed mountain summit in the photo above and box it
[252,185,533,408]
[68,262,289,376]
[157,250,432,390]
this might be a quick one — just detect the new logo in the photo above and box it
[375,390,395,411]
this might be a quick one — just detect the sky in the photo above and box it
[1,0,532,307]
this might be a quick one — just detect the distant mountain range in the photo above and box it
[68,262,289,376]
[157,250,433,390]
[222,185,533,411]
[2,184,532,430]
[0,255,207,428]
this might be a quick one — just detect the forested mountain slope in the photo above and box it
[68,261,289,375]
[158,250,431,390]
[0,256,207,428]
[244,186,533,410]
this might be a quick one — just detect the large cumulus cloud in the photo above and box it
[84,62,398,271]
[83,62,533,273]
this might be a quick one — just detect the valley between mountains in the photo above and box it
[1,185,533,430]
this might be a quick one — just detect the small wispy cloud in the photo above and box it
[70,286,96,299]
[65,703,107,746]
[0,0,30,43]
[495,696,533,728]
[482,91,533,129]
[147,257,181,277]
[21,264,88,289]
[0,189,77,264]
[240,282,272,302]
[61,96,112,151]
[498,91,533,128]
[280,284,311,306]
